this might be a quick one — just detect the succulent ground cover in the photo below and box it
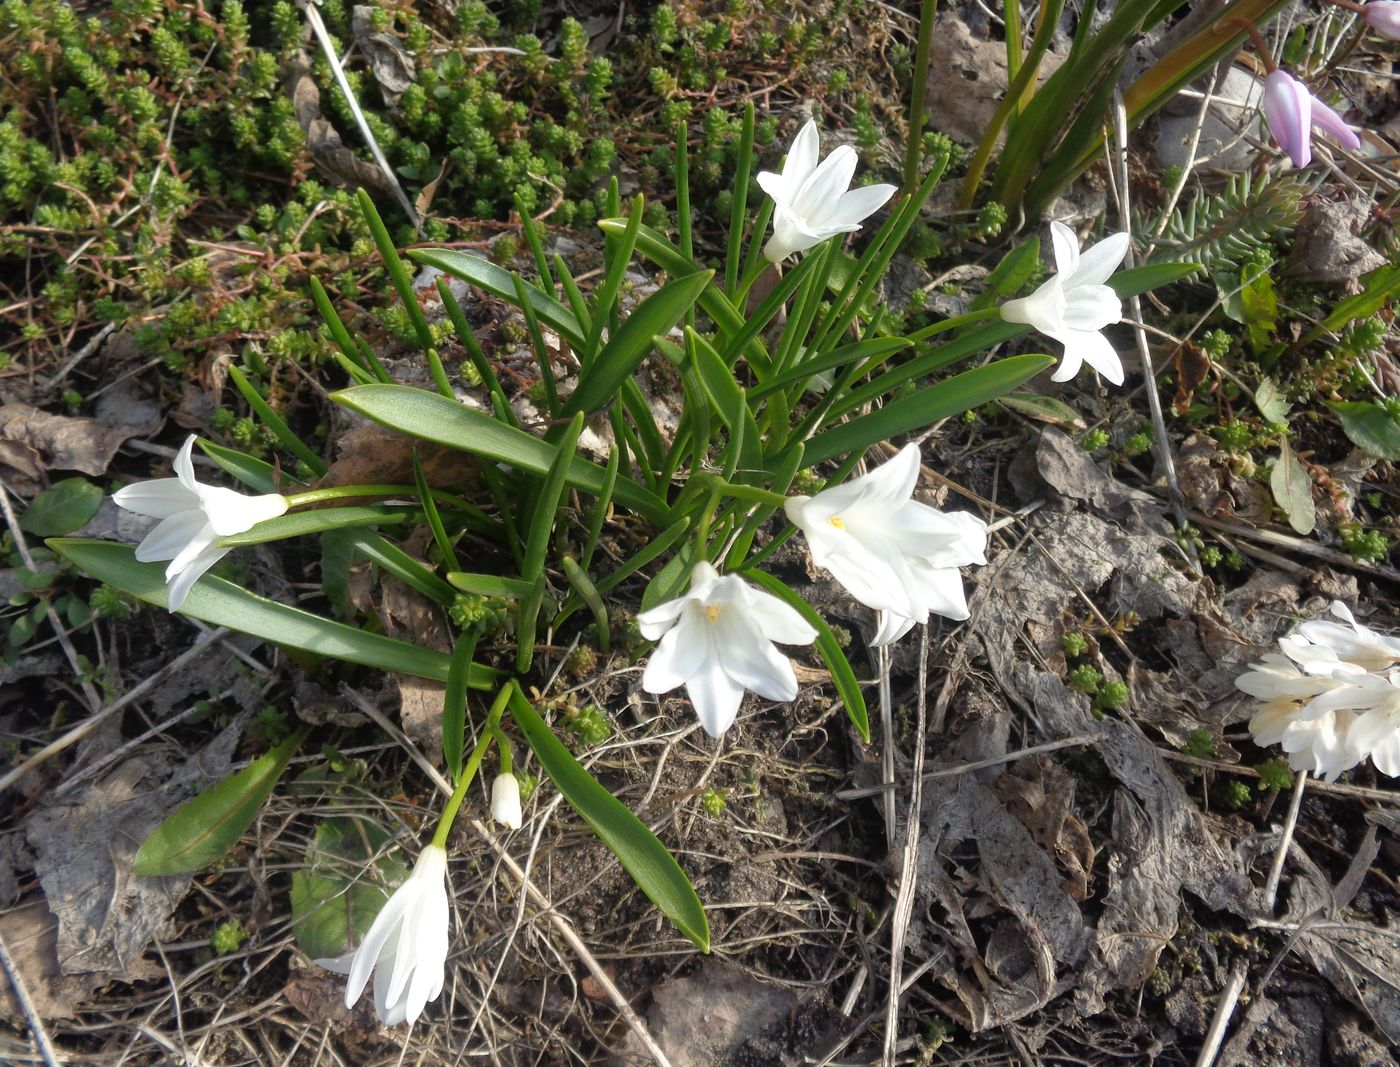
[3,1,1400,1065]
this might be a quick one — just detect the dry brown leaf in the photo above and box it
[287,53,393,193]
[0,902,100,1021]
[319,422,478,494]
[0,402,141,493]
[994,755,1096,901]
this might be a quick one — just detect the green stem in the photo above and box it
[432,685,510,848]
[702,475,788,509]
[733,255,771,310]
[907,306,1004,343]
[903,0,940,191]
[284,484,414,508]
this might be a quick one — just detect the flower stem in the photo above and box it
[431,685,511,849]
[700,474,789,509]
[1215,16,1278,72]
[1320,0,1367,12]
[283,484,415,508]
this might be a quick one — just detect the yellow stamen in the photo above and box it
[705,605,721,623]
[828,515,846,529]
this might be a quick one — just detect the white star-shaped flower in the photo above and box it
[112,435,288,610]
[757,119,898,263]
[318,845,450,1026]
[784,444,987,646]
[1000,221,1131,386]
[638,561,817,737]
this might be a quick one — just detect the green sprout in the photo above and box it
[1061,631,1088,657]
[1184,729,1215,759]
[210,919,248,956]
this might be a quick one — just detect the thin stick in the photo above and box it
[1193,959,1248,1067]
[0,930,61,1067]
[1263,770,1308,907]
[340,689,675,1067]
[835,733,1100,799]
[877,643,897,852]
[1110,91,1190,537]
[884,629,932,1065]
[1195,770,1307,1067]
[301,0,421,231]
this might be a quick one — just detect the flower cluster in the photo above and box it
[1236,601,1400,780]
[641,445,988,736]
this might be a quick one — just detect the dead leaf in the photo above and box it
[1176,433,1274,525]
[1171,341,1213,415]
[414,159,449,219]
[319,422,478,494]
[23,721,242,978]
[0,902,100,1021]
[1009,427,1171,534]
[287,53,392,193]
[631,959,802,1067]
[0,403,141,494]
[352,7,415,100]
[994,755,1096,901]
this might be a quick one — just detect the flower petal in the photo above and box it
[642,613,710,693]
[200,485,288,537]
[164,544,227,611]
[782,120,820,188]
[713,611,799,701]
[827,182,898,228]
[1263,70,1312,168]
[1308,95,1361,151]
[685,661,747,737]
[871,610,917,647]
[793,144,858,225]
[112,478,198,518]
[133,510,210,563]
[1055,328,1124,385]
[1070,232,1130,288]
[1048,221,1080,276]
[1060,284,1122,332]
[344,885,413,1009]
[172,435,202,493]
[742,587,818,647]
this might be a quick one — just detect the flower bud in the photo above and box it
[490,773,522,829]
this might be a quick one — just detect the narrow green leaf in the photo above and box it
[806,354,1055,466]
[1270,438,1316,536]
[48,540,497,687]
[446,571,536,598]
[134,730,306,875]
[357,189,434,353]
[413,451,460,572]
[443,631,477,778]
[562,271,714,419]
[1108,262,1203,297]
[581,445,620,572]
[228,366,327,476]
[199,441,303,494]
[725,101,755,297]
[518,413,584,672]
[998,391,1086,430]
[437,277,515,426]
[20,478,102,536]
[408,248,586,350]
[1330,401,1400,461]
[970,236,1042,311]
[218,506,410,547]
[347,531,457,606]
[506,685,710,951]
[744,571,869,743]
[583,195,645,364]
[331,385,669,526]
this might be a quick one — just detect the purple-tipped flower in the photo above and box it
[1261,69,1361,168]
[1364,1,1400,39]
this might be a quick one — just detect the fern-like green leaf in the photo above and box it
[1142,172,1305,277]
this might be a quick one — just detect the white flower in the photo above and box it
[1000,221,1131,386]
[638,561,817,737]
[318,845,450,1026]
[490,773,523,829]
[1236,602,1400,781]
[112,435,288,611]
[784,444,987,646]
[757,119,898,263]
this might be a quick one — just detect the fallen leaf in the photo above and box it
[1270,438,1316,535]
[287,53,393,193]
[352,6,415,99]
[0,402,140,494]
[23,721,242,978]
[319,422,478,494]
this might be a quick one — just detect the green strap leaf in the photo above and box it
[447,571,537,598]
[218,506,411,547]
[228,366,327,476]
[134,730,307,875]
[442,630,478,779]
[805,354,1055,466]
[743,570,869,742]
[331,385,670,526]
[407,248,586,350]
[1329,401,1400,461]
[48,540,497,687]
[561,271,714,419]
[505,685,710,952]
